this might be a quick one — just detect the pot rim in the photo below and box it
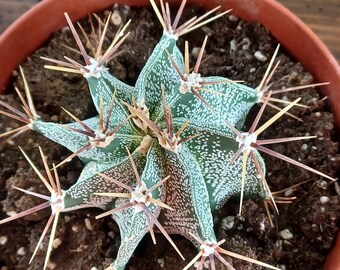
[0,0,339,269]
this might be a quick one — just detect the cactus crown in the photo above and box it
[0,1,334,269]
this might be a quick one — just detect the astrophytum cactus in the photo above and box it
[0,1,335,269]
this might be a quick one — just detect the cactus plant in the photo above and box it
[0,1,336,269]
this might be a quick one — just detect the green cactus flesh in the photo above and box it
[35,30,266,266]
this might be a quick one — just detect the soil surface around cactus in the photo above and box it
[0,4,340,270]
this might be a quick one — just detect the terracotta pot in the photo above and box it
[324,231,340,270]
[0,0,339,268]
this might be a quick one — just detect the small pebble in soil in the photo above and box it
[276,240,283,248]
[50,115,59,122]
[191,47,200,59]
[228,15,239,21]
[111,10,122,26]
[246,227,253,232]
[85,217,93,230]
[64,215,71,222]
[72,225,79,232]
[301,143,308,151]
[230,39,237,51]
[16,246,26,256]
[320,196,330,204]
[259,218,266,231]
[108,231,115,239]
[6,211,17,217]
[47,261,56,270]
[284,188,294,197]
[61,26,70,35]
[335,182,340,196]
[0,236,7,245]
[241,37,251,50]
[90,267,98,270]
[237,223,243,230]
[254,50,268,62]
[157,258,165,268]
[11,70,18,77]
[201,26,213,36]
[194,260,210,269]
[52,237,63,249]
[221,216,235,230]
[318,180,328,190]
[279,229,293,240]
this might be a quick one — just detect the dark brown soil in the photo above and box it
[0,4,339,270]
